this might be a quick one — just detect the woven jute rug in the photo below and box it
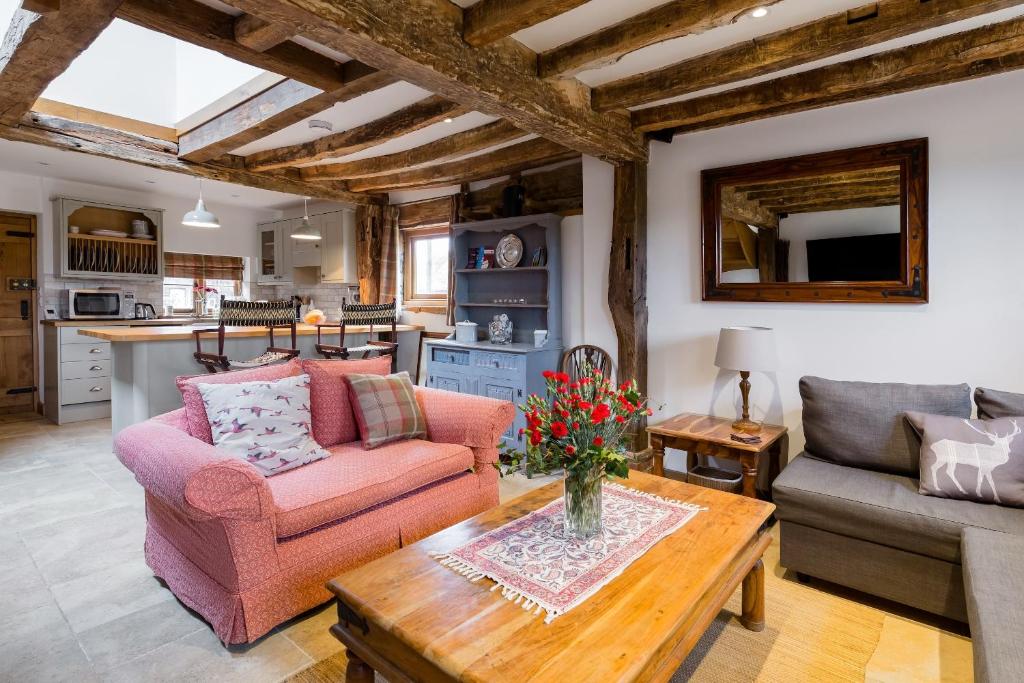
[287,527,973,683]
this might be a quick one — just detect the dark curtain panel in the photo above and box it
[445,193,463,326]
[379,205,399,304]
[355,205,399,305]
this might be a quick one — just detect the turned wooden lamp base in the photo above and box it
[732,371,762,434]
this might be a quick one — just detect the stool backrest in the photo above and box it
[340,299,397,326]
[219,299,295,327]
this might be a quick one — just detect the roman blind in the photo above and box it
[164,252,244,280]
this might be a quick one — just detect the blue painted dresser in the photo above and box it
[424,213,564,449]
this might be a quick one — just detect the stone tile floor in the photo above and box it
[0,412,971,682]
[0,412,557,683]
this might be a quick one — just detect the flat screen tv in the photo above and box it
[806,233,900,282]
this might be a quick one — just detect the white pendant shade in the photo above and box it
[182,179,220,229]
[714,326,778,372]
[291,197,321,240]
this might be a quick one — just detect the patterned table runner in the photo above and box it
[433,483,703,623]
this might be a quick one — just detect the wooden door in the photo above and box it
[0,212,37,412]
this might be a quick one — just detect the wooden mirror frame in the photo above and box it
[701,138,928,303]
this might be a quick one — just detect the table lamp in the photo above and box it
[714,326,778,434]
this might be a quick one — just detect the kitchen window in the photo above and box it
[163,253,245,315]
[402,225,449,312]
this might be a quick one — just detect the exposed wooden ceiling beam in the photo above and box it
[219,0,646,162]
[772,197,901,213]
[0,2,122,125]
[463,0,590,47]
[744,180,899,201]
[21,0,61,13]
[632,16,1024,135]
[116,0,349,91]
[179,65,395,163]
[593,0,1024,112]
[538,0,777,79]
[233,13,293,51]
[33,97,178,142]
[245,95,468,171]
[347,138,579,192]
[732,169,900,193]
[300,120,524,181]
[1,111,383,204]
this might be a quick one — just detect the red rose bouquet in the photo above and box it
[499,364,652,538]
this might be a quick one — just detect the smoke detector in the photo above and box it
[308,119,333,132]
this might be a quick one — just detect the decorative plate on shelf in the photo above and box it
[88,229,124,237]
[495,234,523,269]
[127,234,155,240]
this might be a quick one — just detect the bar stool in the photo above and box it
[193,298,300,373]
[316,299,398,370]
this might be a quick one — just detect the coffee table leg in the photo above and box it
[740,558,765,632]
[345,649,374,683]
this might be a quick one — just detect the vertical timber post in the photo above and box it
[610,155,649,451]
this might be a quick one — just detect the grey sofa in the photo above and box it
[773,377,1024,683]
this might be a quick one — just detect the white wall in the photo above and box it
[640,70,1024,470]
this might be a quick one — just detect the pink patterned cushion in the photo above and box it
[301,356,393,447]
[345,371,427,449]
[268,439,475,537]
[176,359,303,443]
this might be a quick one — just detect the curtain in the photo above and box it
[164,252,244,281]
[445,193,463,326]
[379,205,399,304]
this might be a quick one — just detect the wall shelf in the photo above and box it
[455,266,548,274]
[461,302,548,308]
[55,196,164,281]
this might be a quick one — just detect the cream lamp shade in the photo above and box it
[714,326,777,372]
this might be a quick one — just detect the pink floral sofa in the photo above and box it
[114,358,514,645]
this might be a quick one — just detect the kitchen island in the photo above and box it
[78,323,424,433]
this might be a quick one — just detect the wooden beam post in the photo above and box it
[610,157,648,450]
[0,2,122,125]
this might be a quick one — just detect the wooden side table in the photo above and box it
[647,413,787,499]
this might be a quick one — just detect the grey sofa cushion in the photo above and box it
[772,453,1024,563]
[800,376,971,475]
[962,527,1024,683]
[976,387,1024,420]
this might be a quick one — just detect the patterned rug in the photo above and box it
[432,482,703,622]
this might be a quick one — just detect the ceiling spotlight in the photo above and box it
[443,117,454,123]
[751,6,769,18]
[308,119,333,132]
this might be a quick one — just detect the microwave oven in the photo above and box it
[60,289,136,319]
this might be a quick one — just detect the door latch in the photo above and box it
[20,300,29,320]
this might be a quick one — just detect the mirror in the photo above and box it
[702,139,927,303]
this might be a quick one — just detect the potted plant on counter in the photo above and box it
[498,366,652,539]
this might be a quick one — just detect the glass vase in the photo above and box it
[563,464,604,540]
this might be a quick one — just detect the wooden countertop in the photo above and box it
[78,323,424,342]
[42,318,215,327]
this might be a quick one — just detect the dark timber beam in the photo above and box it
[1,112,383,204]
[219,0,647,162]
[463,0,590,47]
[610,157,648,451]
[0,2,122,125]
[245,95,468,171]
[300,120,524,181]
[21,0,61,13]
[593,0,1024,111]
[347,138,579,192]
[116,0,350,91]
[632,16,1024,135]
[233,13,293,51]
[179,65,395,163]
[539,0,779,79]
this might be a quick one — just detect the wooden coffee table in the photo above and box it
[327,471,775,682]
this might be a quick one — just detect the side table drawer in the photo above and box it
[62,342,111,362]
[62,377,111,405]
[62,359,111,381]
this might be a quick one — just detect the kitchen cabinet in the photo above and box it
[43,325,112,424]
[292,216,322,268]
[54,197,164,282]
[257,221,293,284]
[320,210,357,284]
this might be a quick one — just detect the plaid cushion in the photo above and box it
[344,371,427,449]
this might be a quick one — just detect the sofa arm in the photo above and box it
[414,386,515,451]
[114,418,274,522]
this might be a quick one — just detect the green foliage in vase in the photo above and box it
[496,365,652,479]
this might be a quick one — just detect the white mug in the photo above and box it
[534,329,549,348]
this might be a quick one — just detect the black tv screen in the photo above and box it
[806,233,900,282]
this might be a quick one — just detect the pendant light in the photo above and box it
[182,178,220,229]
[291,196,321,240]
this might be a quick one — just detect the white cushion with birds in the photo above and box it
[197,373,330,476]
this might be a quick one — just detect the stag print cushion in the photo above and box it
[197,374,330,476]
[907,412,1024,506]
